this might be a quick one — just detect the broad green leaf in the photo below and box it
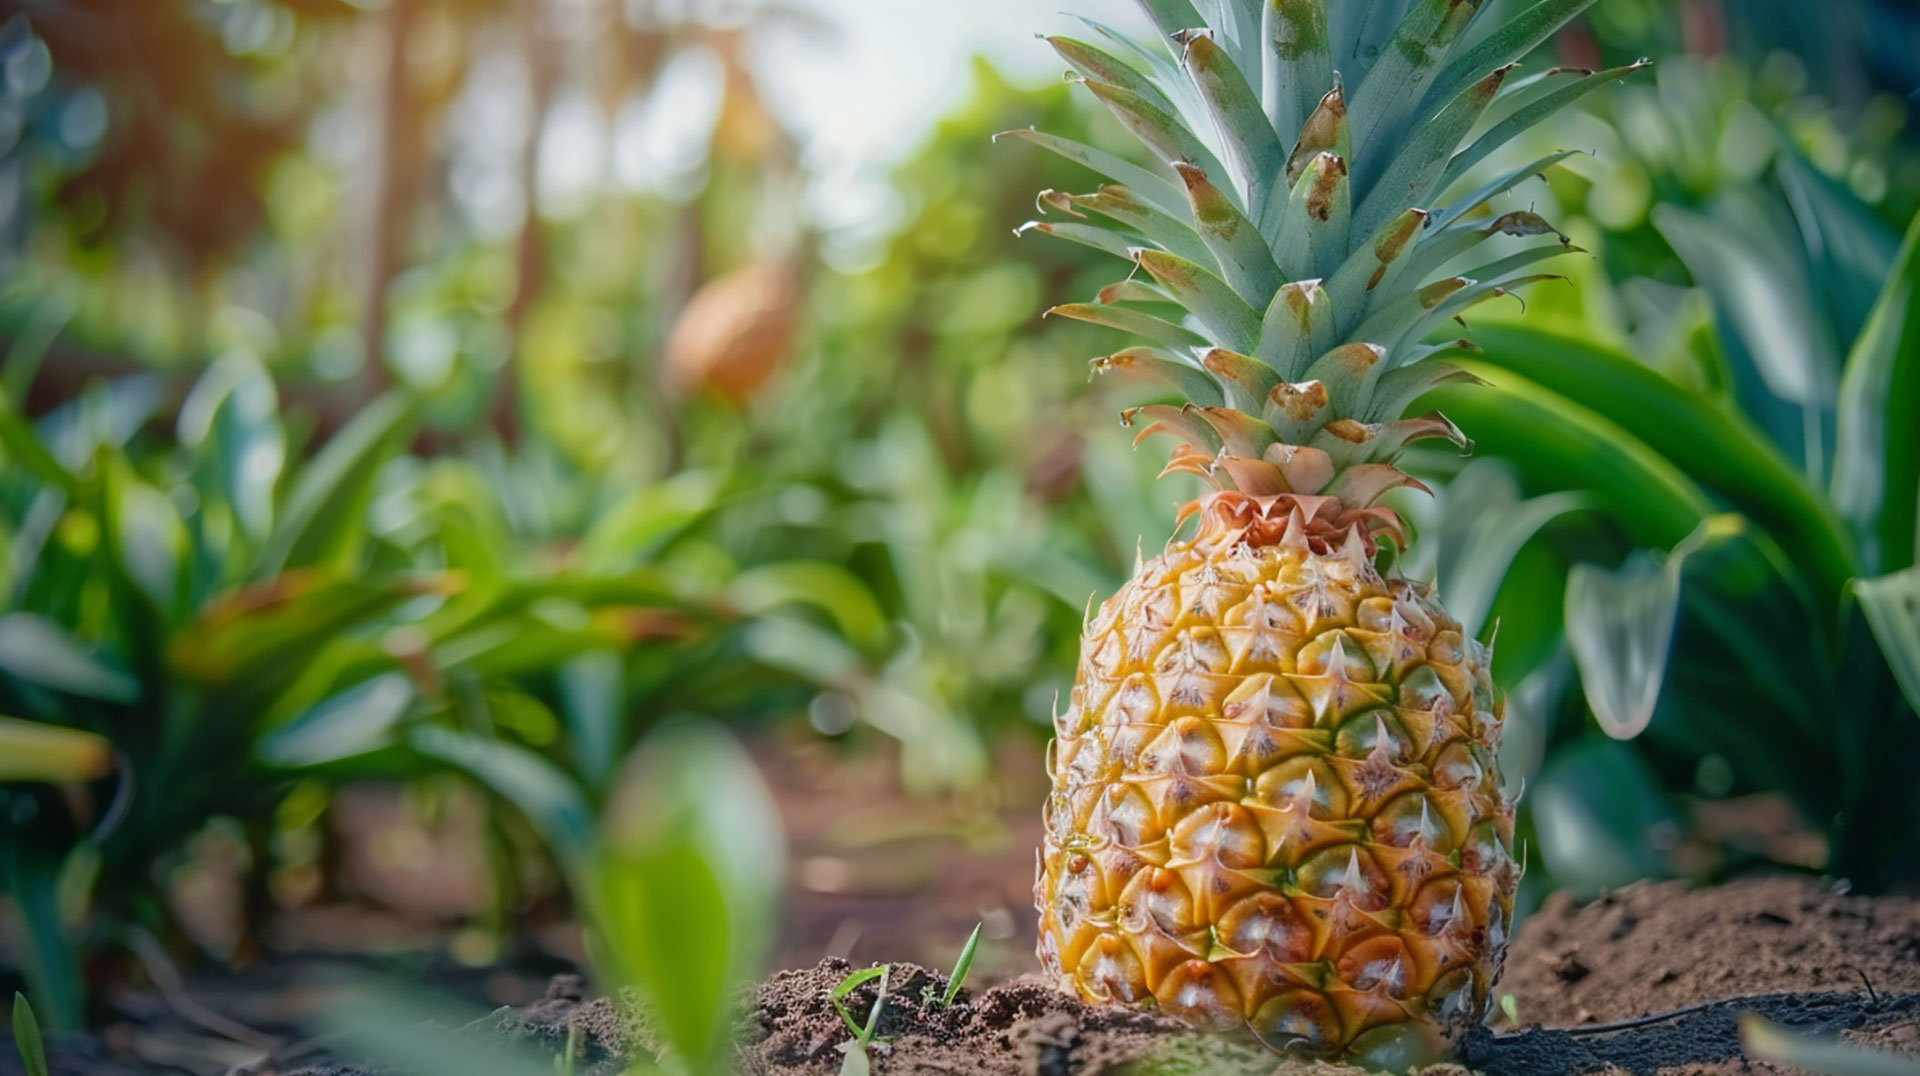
[0,388,77,497]
[255,673,416,769]
[1464,324,1857,595]
[172,574,418,690]
[0,717,113,782]
[1856,567,1920,720]
[0,614,139,703]
[1421,363,1715,550]
[729,562,889,652]
[12,990,49,1076]
[593,720,782,1072]
[179,355,285,543]
[409,724,595,872]
[1740,1014,1920,1076]
[1655,199,1834,413]
[1174,162,1283,301]
[1566,518,1727,740]
[1530,736,1682,897]
[558,651,624,790]
[1832,210,1920,574]
[578,470,718,568]
[262,393,415,575]
[101,456,187,616]
[320,984,553,1076]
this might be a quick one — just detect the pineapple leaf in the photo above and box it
[1346,0,1479,175]
[1326,208,1430,335]
[1432,149,1586,230]
[1854,568,1920,727]
[1366,360,1480,422]
[1304,342,1388,415]
[1263,378,1335,443]
[1391,268,1570,354]
[1190,0,1260,76]
[1260,0,1331,152]
[1179,31,1285,212]
[1268,151,1350,282]
[1256,280,1334,378]
[1437,59,1650,194]
[994,129,1189,220]
[1420,0,1600,118]
[1097,279,1177,305]
[1072,185,1217,267]
[1399,211,1568,290]
[1352,62,1515,238]
[1049,36,1184,127]
[1017,220,1142,261]
[1134,249,1263,352]
[1174,162,1284,300]
[1200,347,1282,411]
[1134,0,1205,49]
[1329,0,1415,76]
[1093,346,1227,408]
[1082,81,1236,206]
[1048,302,1211,350]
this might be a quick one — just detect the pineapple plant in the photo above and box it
[1016,0,1641,1060]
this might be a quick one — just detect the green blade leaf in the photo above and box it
[1260,0,1331,153]
[1419,363,1715,550]
[1438,60,1650,194]
[256,672,417,769]
[262,392,417,575]
[1018,219,1143,261]
[1420,0,1599,119]
[0,614,140,703]
[1352,62,1515,239]
[1092,346,1227,408]
[409,724,595,873]
[1345,0,1478,186]
[1740,1014,1920,1076]
[0,717,114,782]
[1856,566,1920,720]
[1832,209,1920,574]
[1432,149,1586,231]
[1179,32,1284,215]
[1047,36,1184,128]
[1134,249,1262,351]
[1173,163,1284,299]
[12,991,49,1076]
[1566,519,1717,739]
[1266,150,1349,282]
[1046,302,1210,350]
[994,129,1189,220]
[1464,324,1858,597]
[1064,185,1216,267]
[1081,81,1236,211]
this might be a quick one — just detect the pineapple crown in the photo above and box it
[1003,0,1642,520]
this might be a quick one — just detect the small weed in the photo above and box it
[1499,993,1519,1026]
[554,1021,581,1076]
[13,992,49,1076]
[828,965,891,1076]
[921,923,983,1010]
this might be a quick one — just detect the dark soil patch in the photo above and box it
[1498,875,1920,1028]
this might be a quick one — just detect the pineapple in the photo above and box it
[1018,0,1639,1061]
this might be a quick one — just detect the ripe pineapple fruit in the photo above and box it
[1018,0,1639,1061]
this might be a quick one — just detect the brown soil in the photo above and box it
[202,876,1918,1076]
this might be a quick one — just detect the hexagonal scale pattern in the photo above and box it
[1036,529,1517,1060]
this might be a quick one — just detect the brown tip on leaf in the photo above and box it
[1322,418,1373,443]
[1419,277,1470,307]
[1269,379,1331,422]
[1037,189,1083,218]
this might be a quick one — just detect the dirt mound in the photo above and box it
[1498,875,1920,1028]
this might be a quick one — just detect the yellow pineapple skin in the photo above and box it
[1036,498,1518,1060]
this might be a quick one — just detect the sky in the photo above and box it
[749,0,1156,255]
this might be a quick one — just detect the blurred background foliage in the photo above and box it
[1,0,1917,1044]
